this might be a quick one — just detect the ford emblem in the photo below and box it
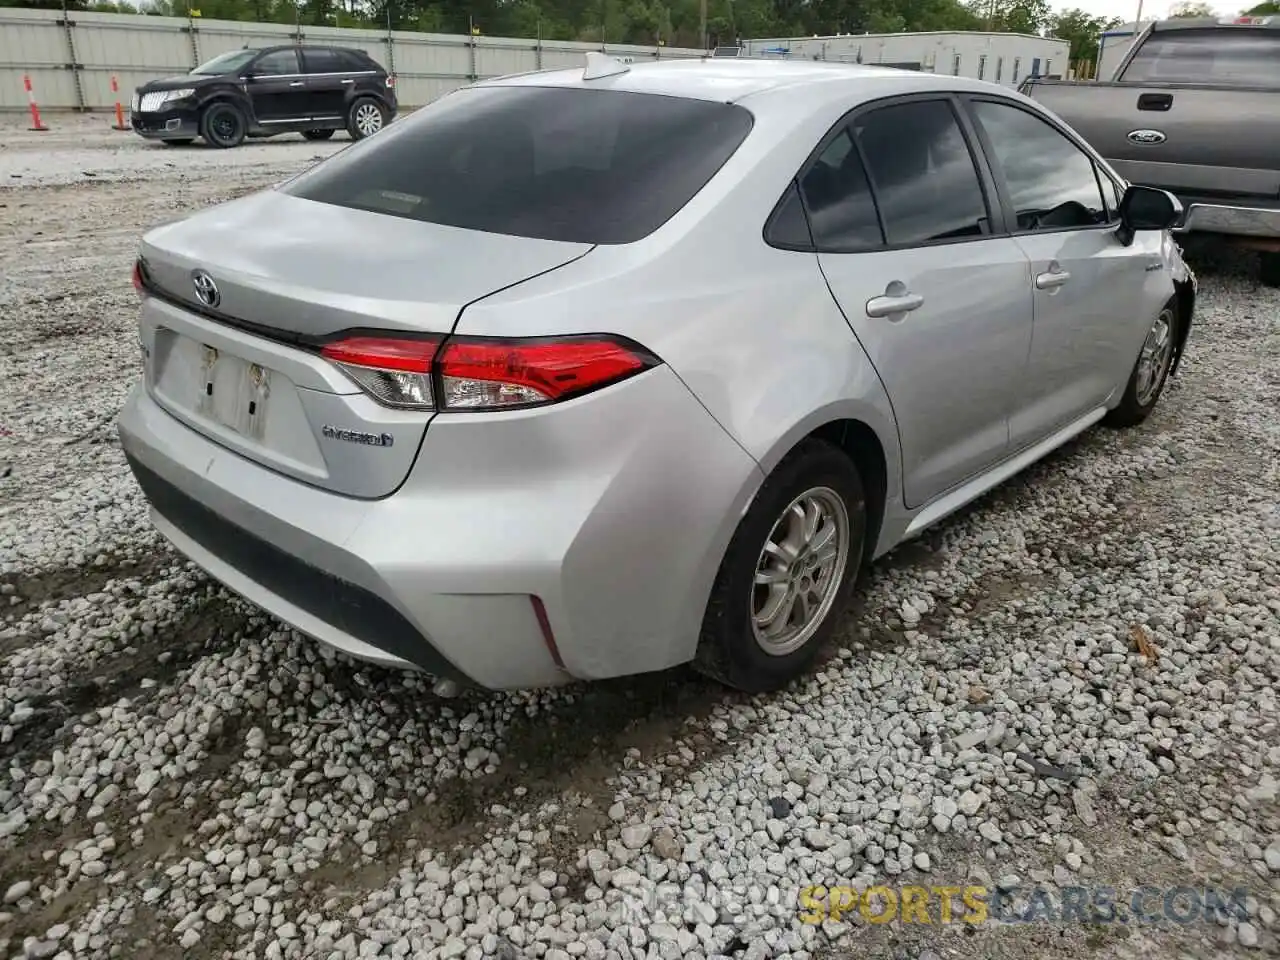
[1127,129,1167,145]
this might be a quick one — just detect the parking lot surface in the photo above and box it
[1,114,1278,960]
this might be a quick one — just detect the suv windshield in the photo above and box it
[281,85,754,245]
[193,50,259,76]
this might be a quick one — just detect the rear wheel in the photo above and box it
[199,102,247,149]
[302,129,335,141]
[347,97,387,140]
[694,439,865,693]
[1104,299,1180,428]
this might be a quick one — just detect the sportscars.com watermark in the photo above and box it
[798,883,1253,926]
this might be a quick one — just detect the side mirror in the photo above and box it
[1117,184,1182,245]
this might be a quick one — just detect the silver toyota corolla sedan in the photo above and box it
[118,55,1196,694]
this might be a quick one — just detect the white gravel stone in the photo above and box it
[0,131,1277,960]
[620,824,651,850]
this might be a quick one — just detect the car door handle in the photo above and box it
[289,80,305,87]
[341,78,354,84]
[1137,92,1172,111]
[865,292,925,318]
[1035,269,1071,290]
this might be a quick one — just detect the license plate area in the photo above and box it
[196,344,271,442]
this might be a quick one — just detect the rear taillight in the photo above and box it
[131,259,146,296]
[321,335,439,409]
[385,75,395,88]
[319,333,658,412]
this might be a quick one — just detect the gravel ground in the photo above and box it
[0,114,1277,960]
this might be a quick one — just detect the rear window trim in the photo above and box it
[281,85,756,246]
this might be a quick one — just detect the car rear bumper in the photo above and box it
[131,107,200,140]
[117,367,761,690]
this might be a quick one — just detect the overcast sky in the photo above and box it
[1051,0,1217,21]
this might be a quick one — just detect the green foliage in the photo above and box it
[1047,6,1121,63]
[1168,1,1216,16]
[1243,1,1280,13]
[0,0,1056,47]
[963,0,1048,34]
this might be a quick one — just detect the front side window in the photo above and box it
[253,49,300,76]
[971,100,1108,231]
[1101,174,1124,222]
[798,129,882,252]
[852,99,991,246]
[1122,27,1280,84]
[284,86,753,245]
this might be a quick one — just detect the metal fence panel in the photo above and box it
[0,9,71,110]
[2,9,702,112]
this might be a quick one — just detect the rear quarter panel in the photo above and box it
[455,76,912,545]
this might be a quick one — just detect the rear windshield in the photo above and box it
[281,86,754,244]
[1122,27,1280,85]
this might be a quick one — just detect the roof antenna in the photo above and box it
[583,51,631,80]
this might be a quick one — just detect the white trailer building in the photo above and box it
[1097,22,1141,81]
[739,31,1070,88]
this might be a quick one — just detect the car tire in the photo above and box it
[346,97,387,140]
[302,129,335,141]
[199,102,247,149]
[1259,251,1280,288]
[1104,298,1181,428]
[162,139,194,147]
[694,439,866,693]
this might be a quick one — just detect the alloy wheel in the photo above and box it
[1135,306,1176,407]
[751,487,850,656]
[355,102,383,137]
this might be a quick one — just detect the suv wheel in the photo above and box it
[347,97,387,140]
[694,439,866,693]
[199,102,247,149]
[302,129,335,141]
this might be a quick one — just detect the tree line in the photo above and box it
[0,0,1270,71]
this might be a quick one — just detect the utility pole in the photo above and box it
[700,0,707,51]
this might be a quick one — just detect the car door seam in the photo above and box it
[811,252,908,497]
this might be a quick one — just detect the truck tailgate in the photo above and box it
[1027,81,1280,200]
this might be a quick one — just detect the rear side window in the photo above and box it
[852,99,991,246]
[283,86,753,245]
[303,49,343,74]
[1122,28,1280,85]
[338,50,377,72]
[798,130,882,251]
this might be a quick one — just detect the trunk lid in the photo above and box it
[138,190,592,498]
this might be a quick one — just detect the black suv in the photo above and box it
[130,45,398,148]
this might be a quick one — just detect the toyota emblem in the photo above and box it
[191,270,221,308]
